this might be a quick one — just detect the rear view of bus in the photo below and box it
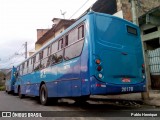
[89,12,146,95]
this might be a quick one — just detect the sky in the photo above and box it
[0,0,97,69]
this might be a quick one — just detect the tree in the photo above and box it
[0,71,5,86]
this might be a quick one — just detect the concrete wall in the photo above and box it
[40,27,65,48]
[117,0,160,21]
[37,29,49,41]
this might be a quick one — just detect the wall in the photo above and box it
[117,0,160,21]
[37,29,49,41]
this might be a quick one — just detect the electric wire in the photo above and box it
[69,0,89,19]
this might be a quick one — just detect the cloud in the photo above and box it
[0,0,97,69]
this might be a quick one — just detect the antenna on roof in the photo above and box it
[60,9,66,19]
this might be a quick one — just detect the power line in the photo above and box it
[69,0,89,19]
[0,43,26,69]
[0,44,25,62]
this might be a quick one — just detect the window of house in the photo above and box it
[64,40,84,60]
[78,25,84,40]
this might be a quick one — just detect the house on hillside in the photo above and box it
[35,18,75,52]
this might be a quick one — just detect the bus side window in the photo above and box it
[33,54,40,71]
[22,63,25,75]
[39,51,43,60]
[15,66,19,78]
[58,38,63,50]
[27,60,29,68]
[47,46,51,56]
[51,50,63,65]
[78,25,84,40]
[65,35,68,47]
[64,40,84,60]
[28,58,33,73]
[51,41,58,54]
[19,64,22,76]
[68,28,78,45]
[41,48,48,68]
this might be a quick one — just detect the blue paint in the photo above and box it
[13,12,146,99]
[5,66,17,92]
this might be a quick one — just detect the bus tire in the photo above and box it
[40,84,49,105]
[18,87,24,99]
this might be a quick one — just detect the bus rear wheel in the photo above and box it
[18,87,24,99]
[40,84,49,105]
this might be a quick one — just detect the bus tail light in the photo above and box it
[97,66,102,71]
[95,59,101,64]
[96,83,101,87]
[96,83,106,87]
[142,64,145,73]
[98,73,103,78]
[142,64,145,68]
[95,58,103,79]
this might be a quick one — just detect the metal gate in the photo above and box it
[148,48,160,89]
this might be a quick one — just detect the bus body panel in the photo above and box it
[90,76,146,95]
[13,12,146,99]
[88,13,146,94]
[5,67,17,92]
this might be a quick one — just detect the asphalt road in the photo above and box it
[0,91,160,120]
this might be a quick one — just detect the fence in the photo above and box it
[148,48,160,89]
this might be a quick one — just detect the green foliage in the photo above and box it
[0,71,5,79]
[0,86,5,91]
[0,71,5,86]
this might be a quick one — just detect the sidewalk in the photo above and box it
[144,90,160,107]
[91,90,160,107]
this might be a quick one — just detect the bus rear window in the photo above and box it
[127,26,137,36]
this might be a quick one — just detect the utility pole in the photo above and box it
[25,42,27,59]
[130,0,149,100]
[131,0,138,24]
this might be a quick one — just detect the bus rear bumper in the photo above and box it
[90,76,146,95]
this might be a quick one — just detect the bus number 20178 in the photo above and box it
[121,87,133,92]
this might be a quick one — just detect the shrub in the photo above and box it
[0,86,5,91]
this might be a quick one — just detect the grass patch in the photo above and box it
[0,86,5,91]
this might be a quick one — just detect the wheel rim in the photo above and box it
[41,88,46,102]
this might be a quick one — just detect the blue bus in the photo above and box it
[5,66,17,94]
[14,12,146,105]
